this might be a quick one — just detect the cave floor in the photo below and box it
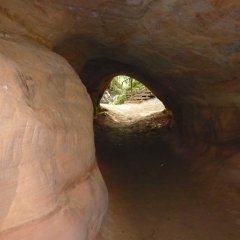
[94,103,240,240]
[96,149,239,240]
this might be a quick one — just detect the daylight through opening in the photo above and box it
[99,75,170,123]
[94,75,175,154]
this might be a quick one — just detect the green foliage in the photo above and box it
[113,94,126,105]
[108,75,144,105]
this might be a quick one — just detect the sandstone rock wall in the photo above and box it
[0,39,107,239]
[0,0,240,238]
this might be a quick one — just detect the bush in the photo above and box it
[107,75,144,105]
[113,94,126,105]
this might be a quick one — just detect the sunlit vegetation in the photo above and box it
[102,75,146,105]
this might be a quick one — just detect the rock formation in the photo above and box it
[0,38,107,239]
[0,0,239,239]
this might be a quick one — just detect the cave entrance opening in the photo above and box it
[98,74,167,124]
[94,74,174,154]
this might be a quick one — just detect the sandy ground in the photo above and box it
[96,151,240,240]
[95,101,240,240]
[100,98,166,122]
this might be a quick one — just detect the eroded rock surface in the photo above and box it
[0,39,107,239]
[0,0,240,239]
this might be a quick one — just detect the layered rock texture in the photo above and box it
[0,0,240,239]
[0,37,107,239]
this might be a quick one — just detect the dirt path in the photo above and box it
[100,98,165,123]
[96,150,239,240]
[95,101,240,240]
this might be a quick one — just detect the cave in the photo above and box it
[0,1,240,240]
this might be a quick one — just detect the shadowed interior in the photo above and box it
[0,1,239,239]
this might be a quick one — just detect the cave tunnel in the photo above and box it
[0,1,240,240]
[79,57,240,240]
